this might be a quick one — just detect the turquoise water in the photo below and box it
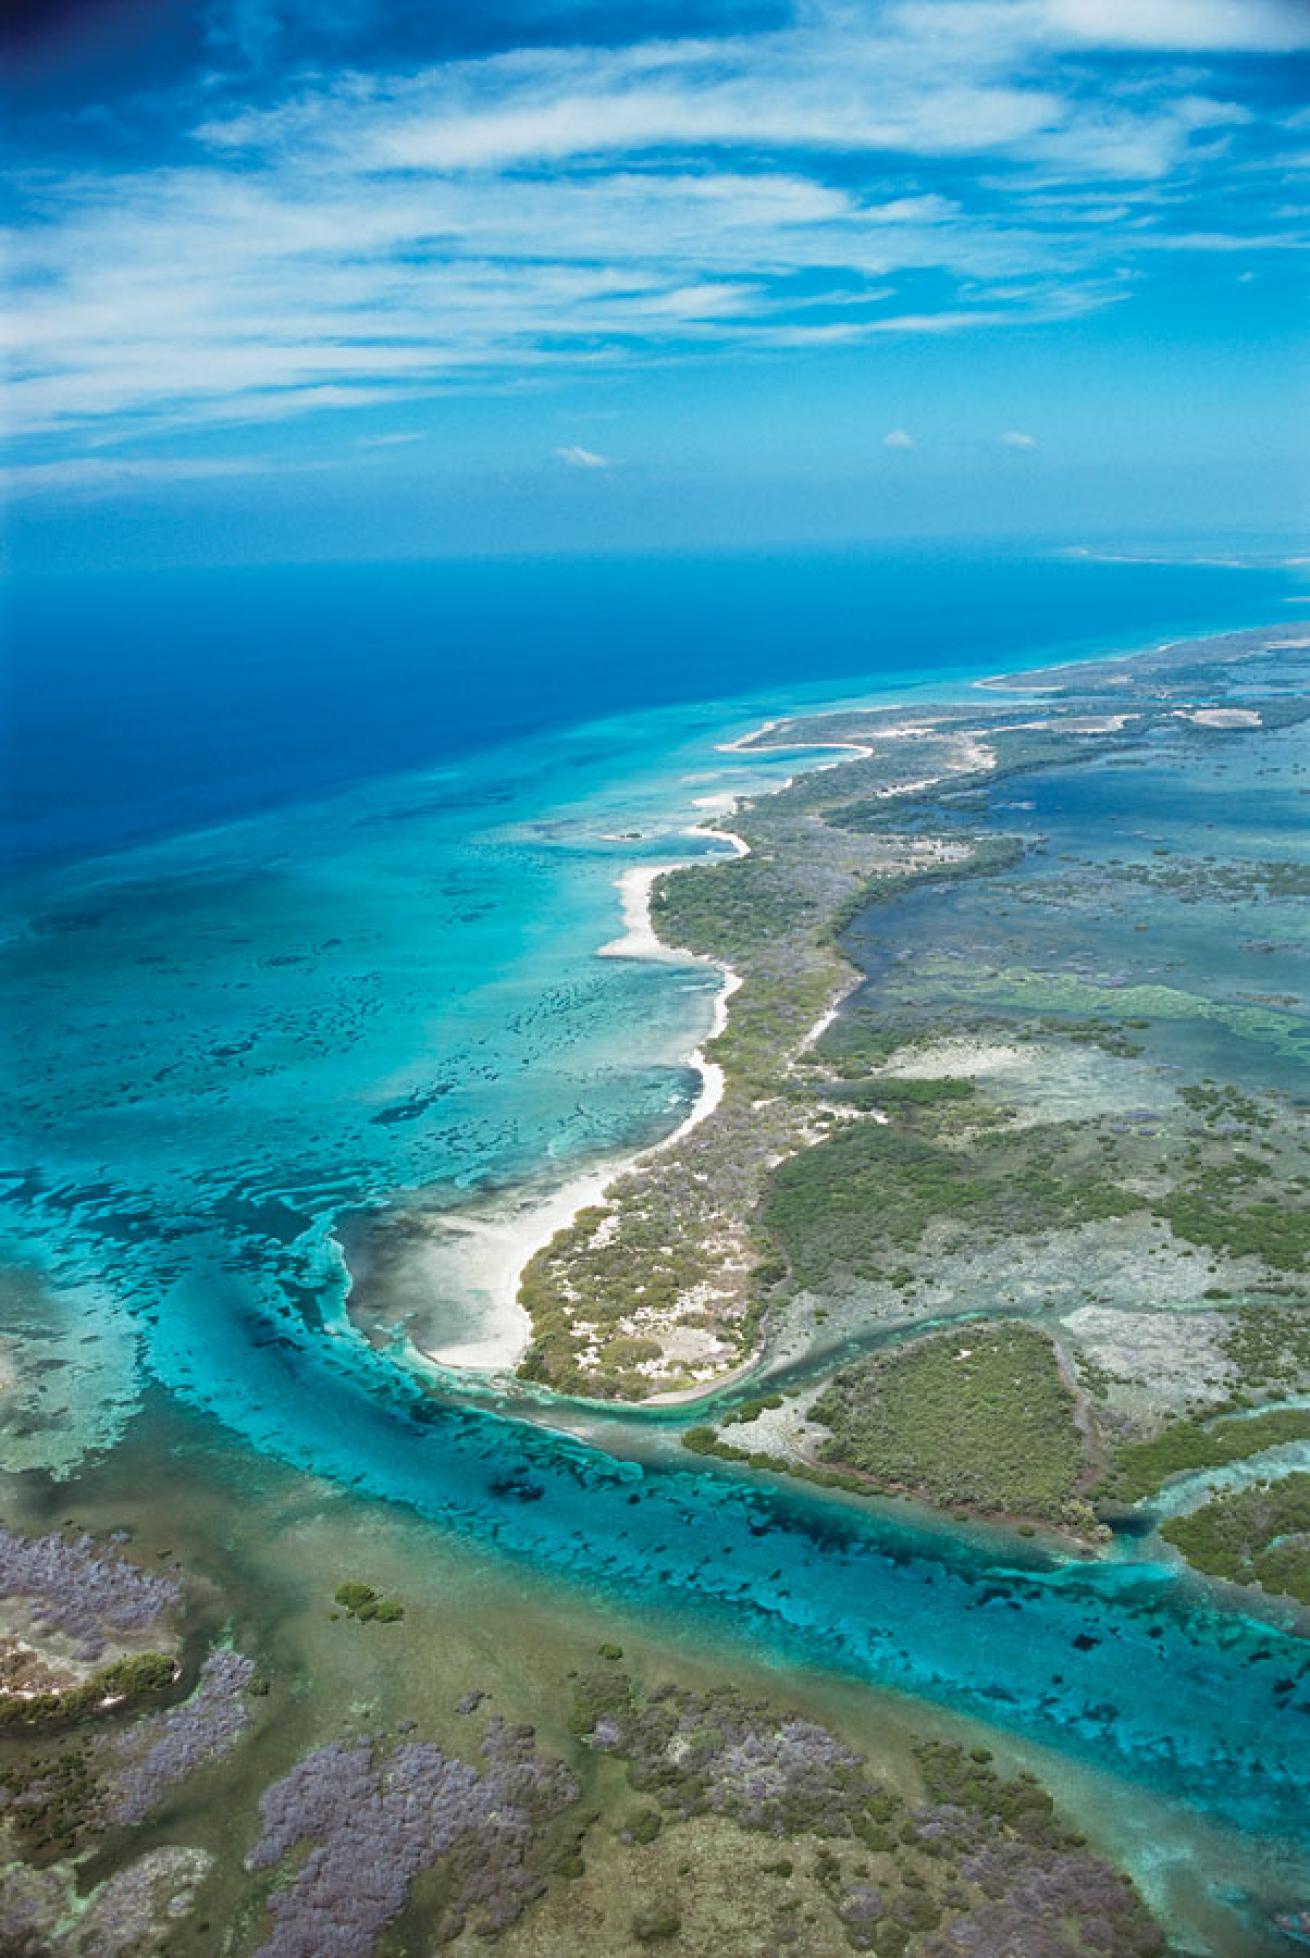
[3,572,1309,1933]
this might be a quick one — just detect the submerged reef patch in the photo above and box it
[91,1648,256,1825]
[566,1666,1164,1956]
[0,1843,214,1957]
[0,1528,181,1662]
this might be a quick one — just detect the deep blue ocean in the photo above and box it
[4,547,1302,865]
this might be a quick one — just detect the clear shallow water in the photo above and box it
[840,718,1310,1093]
[2,552,1309,1935]
[0,698,822,1378]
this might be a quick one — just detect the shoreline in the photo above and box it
[423,698,1045,1385]
[425,725,875,1380]
[422,802,755,1376]
[421,618,1291,1388]
[412,1161,622,1373]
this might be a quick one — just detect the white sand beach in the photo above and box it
[424,704,991,1378]
[596,863,688,961]
[426,796,750,1373]
[418,1163,620,1372]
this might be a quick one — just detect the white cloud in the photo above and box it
[2,0,1301,443]
[0,455,275,498]
[883,428,917,448]
[999,429,1038,447]
[556,445,609,469]
[1041,0,1310,54]
[898,1,1310,54]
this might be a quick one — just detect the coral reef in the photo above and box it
[0,1845,212,1956]
[0,1648,255,1852]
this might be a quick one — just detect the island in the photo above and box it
[510,625,1310,1607]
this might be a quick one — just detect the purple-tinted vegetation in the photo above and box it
[93,1650,255,1824]
[575,1669,1164,1955]
[249,1716,579,1955]
[0,1529,181,1662]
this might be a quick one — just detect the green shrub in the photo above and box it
[1162,1473,1310,1603]
[0,1650,176,1732]
[1105,1407,1310,1504]
[334,1581,404,1623]
[632,1903,681,1942]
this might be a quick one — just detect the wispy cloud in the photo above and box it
[999,429,1038,447]
[894,0,1310,54]
[1035,0,1310,54]
[556,445,610,469]
[2,0,1304,447]
[883,428,917,449]
[357,430,424,448]
[0,455,280,498]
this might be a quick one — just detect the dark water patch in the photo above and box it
[208,1194,313,1244]
[370,1083,456,1127]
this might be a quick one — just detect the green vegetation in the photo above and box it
[810,1324,1088,1524]
[653,848,825,963]
[1032,1014,1149,1060]
[1101,1407,1310,1504]
[811,1009,906,1074]
[1179,1082,1273,1131]
[1155,1167,1310,1270]
[822,1076,977,1113]
[912,1740,1059,1838]
[1224,1306,1310,1392]
[0,1650,175,1732]
[333,1581,405,1623]
[518,1185,752,1398]
[515,638,1310,1416]
[765,1119,1138,1293]
[1162,1473,1310,1605]
[516,713,1049,1395]
[569,1665,1163,1956]
[0,1742,101,1856]
[631,1902,681,1941]
[722,1392,784,1426]
[1119,857,1310,905]
[680,1425,881,1503]
[823,835,1028,936]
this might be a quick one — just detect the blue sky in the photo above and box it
[3,0,1308,563]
